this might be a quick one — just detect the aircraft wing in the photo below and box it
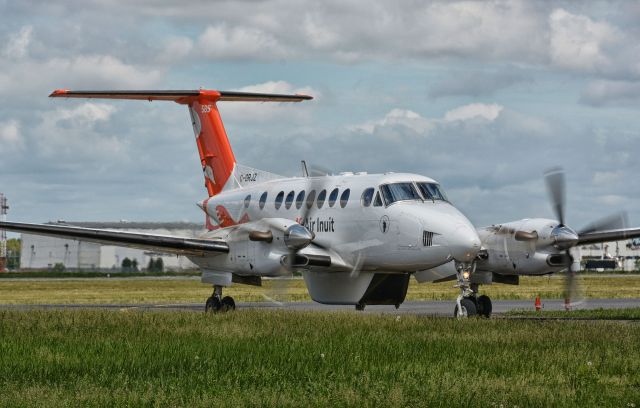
[577,227,640,246]
[0,221,228,256]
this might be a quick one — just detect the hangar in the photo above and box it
[19,221,204,271]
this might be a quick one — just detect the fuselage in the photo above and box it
[195,172,481,276]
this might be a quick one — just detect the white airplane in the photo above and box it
[2,89,640,317]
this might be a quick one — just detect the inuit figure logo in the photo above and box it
[380,215,390,233]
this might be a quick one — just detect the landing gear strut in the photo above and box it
[205,285,236,313]
[454,263,492,318]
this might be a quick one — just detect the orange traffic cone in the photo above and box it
[535,296,541,311]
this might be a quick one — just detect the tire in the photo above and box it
[205,296,221,313]
[454,297,477,317]
[221,296,236,312]
[477,295,492,318]
[355,303,365,311]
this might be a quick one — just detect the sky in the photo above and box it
[1,0,639,232]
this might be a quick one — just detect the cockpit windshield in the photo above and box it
[416,182,448,202]
[380,183,421,205]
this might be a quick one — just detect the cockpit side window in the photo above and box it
[379,183,421,206]
[416,182,449,202]
[373,191,383,207]
[361,188,374,207]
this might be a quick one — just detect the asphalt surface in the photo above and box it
[2,298,639,316]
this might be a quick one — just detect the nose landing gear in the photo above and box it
[454,263,492,318]
[205,285,236,313]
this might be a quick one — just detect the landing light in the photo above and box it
[462,271,470,280]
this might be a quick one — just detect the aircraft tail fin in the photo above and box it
[50,89,312,196]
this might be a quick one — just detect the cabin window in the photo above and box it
[244,194,251,208]
[306,189,316,209]
[340,189,350,208]
[317,189,327,209]
[380,183,421,205]
[296,191,305,209]
[416,182,449,202]
[285,191,295,209]
[259,192,268,210]
[361,188,374,207]
[373,191,383,207]
[328,188,339,207]
[275,191,284,210]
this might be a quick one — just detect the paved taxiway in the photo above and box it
[1,298,639,316]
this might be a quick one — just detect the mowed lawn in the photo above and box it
[0,274,639,304]
[0,309,638,407]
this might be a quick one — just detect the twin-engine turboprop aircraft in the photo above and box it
[2,89,640,317]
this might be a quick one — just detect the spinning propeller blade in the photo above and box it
[544,167,566,226]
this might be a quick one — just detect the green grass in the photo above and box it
[1,274,640,305]
[0,270,200,279]
[506,307,640,320]
[0,309,638,407]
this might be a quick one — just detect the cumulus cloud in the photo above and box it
[36,103,124,158]
[0,120,23,151]
[0,26,163,99]
[1,1,639,226]
[352,103,503,135]
[443,103,503,122]
[549,9,621,72]
[156,36,194,64]
[197,24,288,60]
[351,109,434,134]
[2,25,32,59]
[218,80,318,123]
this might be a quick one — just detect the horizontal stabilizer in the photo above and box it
[0,221,228,256]
[49,89,313,103]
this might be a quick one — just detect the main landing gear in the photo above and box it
[205,285,236,313]
[454,263,492,318]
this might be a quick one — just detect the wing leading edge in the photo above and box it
[577,227,640,246]
[0,222,228,256]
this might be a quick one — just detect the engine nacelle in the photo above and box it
[193,218,317,276]
[476,218,573,276]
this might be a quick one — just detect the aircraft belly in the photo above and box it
[303,271,374,304]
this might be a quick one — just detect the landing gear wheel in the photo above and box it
[476,295,492,318]
[454,297,477,318]
[205,296,222,313]
[355,303,365,311]
[221,296,236,312]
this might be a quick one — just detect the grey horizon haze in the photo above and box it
[1,0,639,232]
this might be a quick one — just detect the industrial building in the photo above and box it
[19,221,205,271]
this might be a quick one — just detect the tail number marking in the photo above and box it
[239,172,258,183]
[201,105,213,113]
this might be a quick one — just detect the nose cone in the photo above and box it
[551,225,579,250]
[284,224,314,250]
[449,223,482,262]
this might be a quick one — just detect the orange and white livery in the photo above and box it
[2,88,640,317]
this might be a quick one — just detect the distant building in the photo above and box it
[19,221,205,271]
[579,239,640,271]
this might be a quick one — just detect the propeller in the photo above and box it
[543,167,629,309]
[263,163,330,304]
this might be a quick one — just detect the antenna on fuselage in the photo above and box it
[301,160,309,178]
